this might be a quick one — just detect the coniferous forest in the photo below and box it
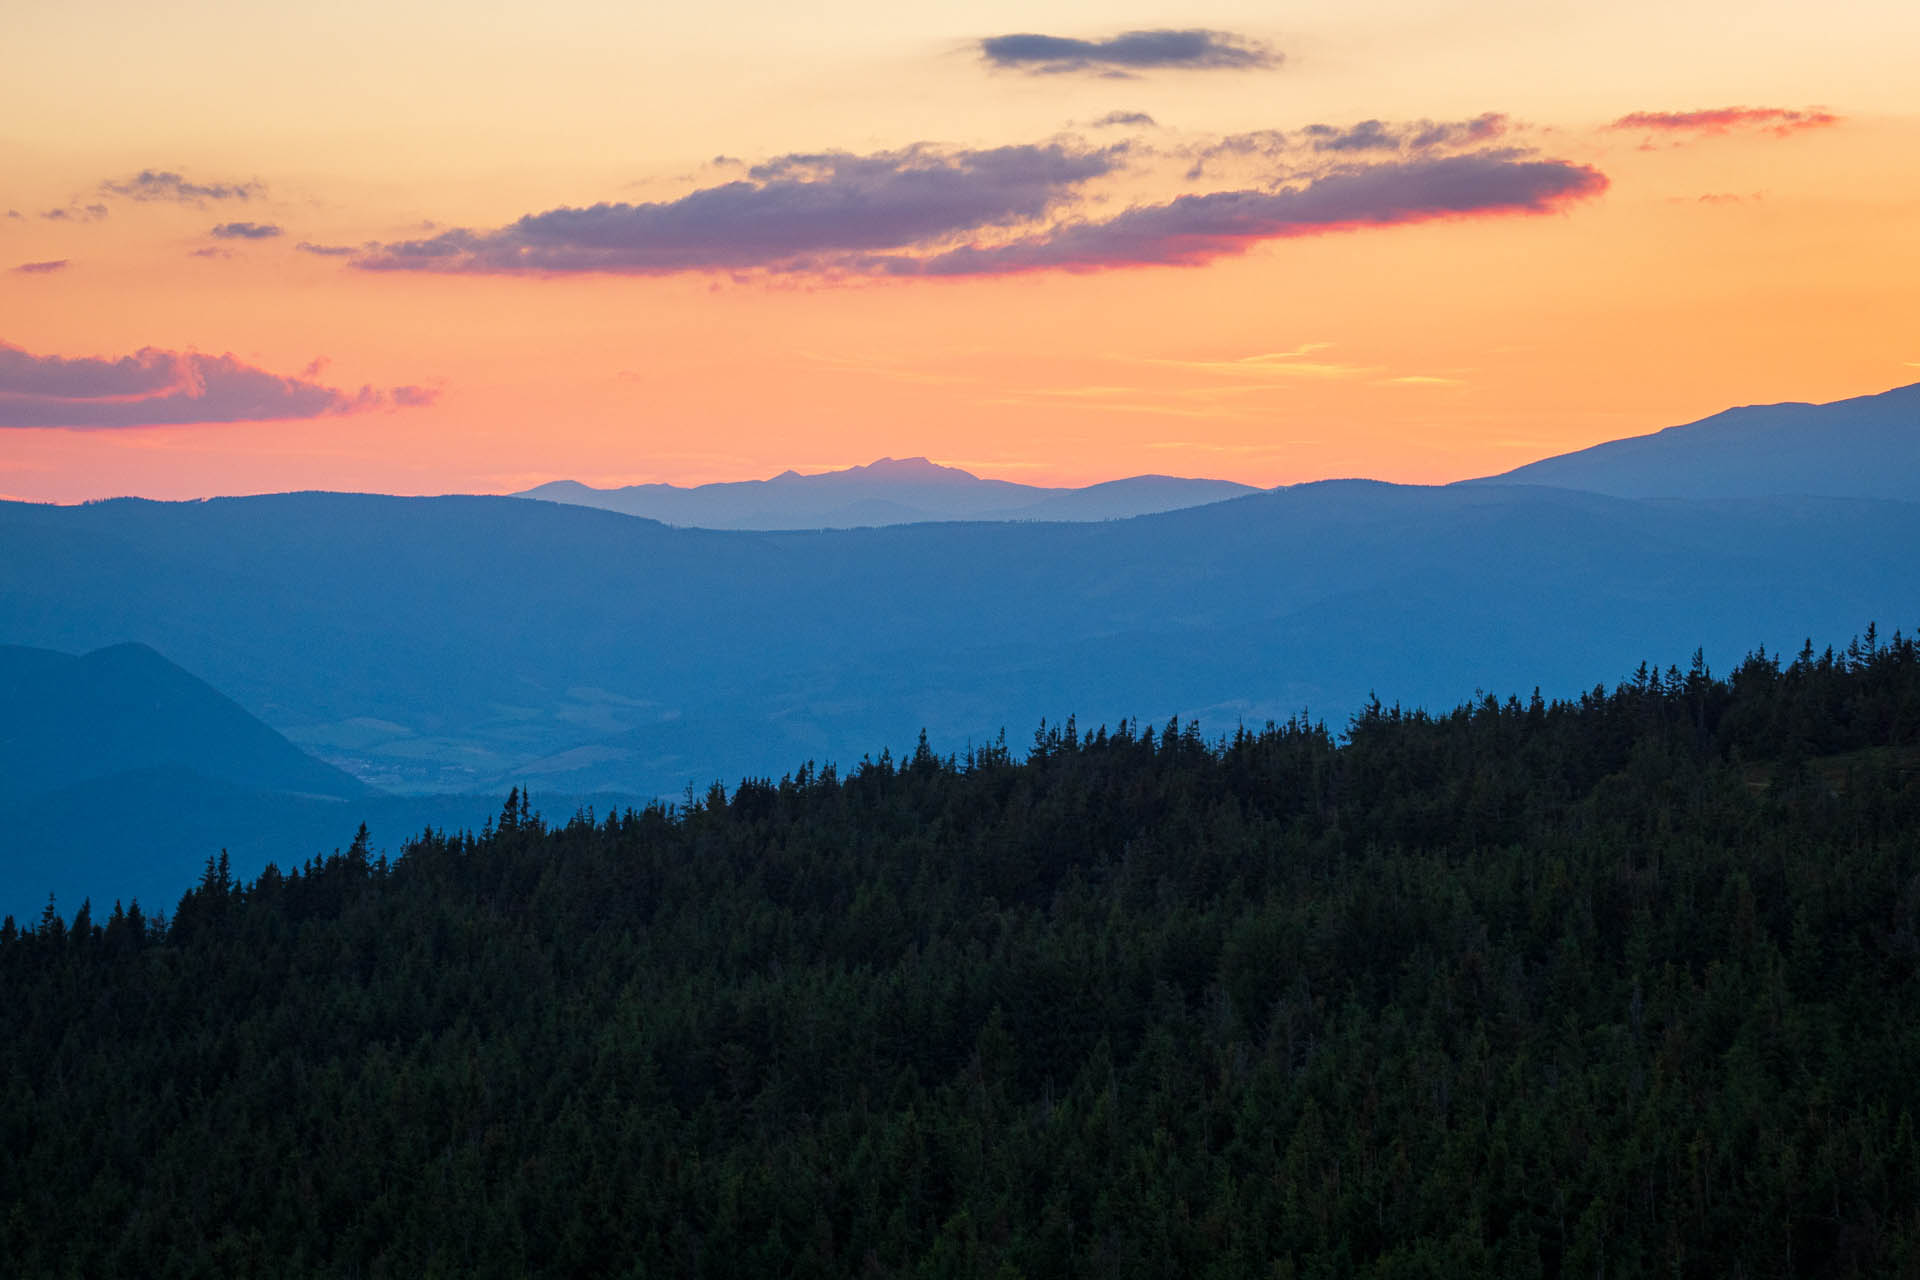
[5,632,1920,1278]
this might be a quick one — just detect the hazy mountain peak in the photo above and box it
[515,456,1255,528]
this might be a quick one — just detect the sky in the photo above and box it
[3,0,1917,502]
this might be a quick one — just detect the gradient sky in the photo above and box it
[4,0,1917,502]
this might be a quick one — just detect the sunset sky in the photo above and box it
[4,0,1916,503]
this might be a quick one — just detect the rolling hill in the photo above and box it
[3,481,1916,811]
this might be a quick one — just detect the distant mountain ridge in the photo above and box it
[518,456,1259,529]
[1471,381,1920,500]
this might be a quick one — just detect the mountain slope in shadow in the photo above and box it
[1472,381,1920,500]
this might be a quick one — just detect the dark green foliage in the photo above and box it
[4,633,1920,1277]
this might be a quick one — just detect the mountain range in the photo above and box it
[518,457,1258,528]
[1,380,1915,918]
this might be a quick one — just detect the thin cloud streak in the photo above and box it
[0,342,436,429]
[100,170,262,203]
[210,221,282,240]
[1609,107,1839,137]
[12,260,69,275]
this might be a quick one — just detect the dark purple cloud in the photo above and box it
[210,221,282,240]
[353,142,1122,274]
[100,170,261,204]
[0,342,434,429]
[881,152,1607,276]
[1092,111,1157,128]
[12,260,69,275]
[295,241,357,256]
[981,29,1277,75]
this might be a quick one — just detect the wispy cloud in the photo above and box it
[980,29,1278,76]
[100,170,262,204]
[1184,114,1509,179]
[40,204,108,223]
[1142,346,1376,380]
[12,260,69,275]
[210,221,282,240]
[1091,111,1157,129]
[0,341,434,429]
[295,241,357,257]
[1609,107,1839,140]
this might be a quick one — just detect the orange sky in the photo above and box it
[3,0,1917,502]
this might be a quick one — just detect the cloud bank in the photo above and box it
[980,29,1277,75]
[354,143,1122,274]
[0,342,435,428]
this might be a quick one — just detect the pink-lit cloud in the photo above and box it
[881,153,1608,276]
[1609,107,1839,139]
[0,342,436,429]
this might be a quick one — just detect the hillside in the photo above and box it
[0,642,368,803]
[1474,381,1920,499]
[4,634,1916,1275]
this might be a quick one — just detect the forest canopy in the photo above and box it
[4,630,1919,1277]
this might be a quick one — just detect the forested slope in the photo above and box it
[4,632,1919,1277]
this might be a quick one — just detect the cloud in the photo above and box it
[353,142,1123,274]
[0,342,434,429]
[295,241,357,256]
[1609,107,1839,138]
[41,204,109,222]
[1185,114,1508,178]
[348,121,1604,281]
[1305,114,1508,152]
[884,152,1608,276]
[189,246,232,259]
[388,384,440,407]
[12,260,69,275]
[99,170,262,204]
[210,221,282,240]
[1092,111,1157,129]
[980,29,1278,75]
